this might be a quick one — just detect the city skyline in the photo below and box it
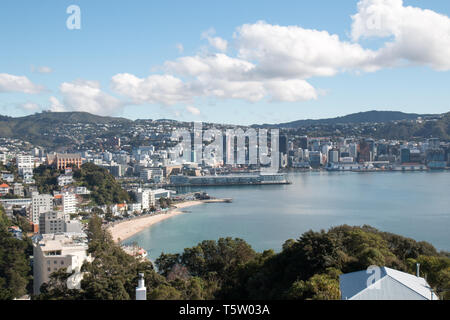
[1,0,450,125]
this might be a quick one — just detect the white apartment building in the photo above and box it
[129,203,143,213]
[62,193,77,214]
[33,233,90,295]
[57,174,74,187]
[74,186,90,195]
[152,188,176,200]
[136,188,156,210]
[31,193,54,224]
[17,155,34,176]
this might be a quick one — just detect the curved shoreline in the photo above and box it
[108,200,204,243]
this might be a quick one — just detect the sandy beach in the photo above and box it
[108,200,204,243]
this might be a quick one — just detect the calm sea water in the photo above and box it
[124,171,450,260]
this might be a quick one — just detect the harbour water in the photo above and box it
[124,171,450,261]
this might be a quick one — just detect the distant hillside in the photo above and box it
[374,112,450,140]
[0,111,130,128]
[0,111,132,148]
[254,111,433,128]
[0,110,448,149]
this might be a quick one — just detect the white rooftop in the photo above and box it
[340,266,439,300]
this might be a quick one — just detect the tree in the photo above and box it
[36,269,81,300]
[0,205,31,299]
[285,272,341,300]
[73,163,130,206]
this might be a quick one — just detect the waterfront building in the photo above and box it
[358,140,373,162]
[427,138,440,149]
[309,151,322,169]
[392,164,427,171]
[326,162,362,171]
[299,136,308,150]
[33,233,90,295]
[152,188,176,200]
[170,173,288,186]
[426,148,446,169]
[349,143,358,159]
[400,148,410,164]
[340,157,354,163]
[377,143,388,156]
[279,135,289,156]
[136,188,156,210]
[328,149,339,164]
[409,149,422,163]
[129,203,143,213]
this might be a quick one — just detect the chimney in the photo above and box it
[136,273,147,300]
[416,263,420,277]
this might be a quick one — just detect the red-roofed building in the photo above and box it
[0,183,10,196]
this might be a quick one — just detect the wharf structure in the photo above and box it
[169,172,289,186]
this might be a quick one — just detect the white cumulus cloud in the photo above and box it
[111,73,192,105]
[54,80,124,115]
[351,0,450,71]
[202,28,228,52]
[110,0,450,107]
[0,73,44,94]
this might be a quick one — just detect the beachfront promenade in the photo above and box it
[108,199,231,243]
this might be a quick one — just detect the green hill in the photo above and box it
[73,162,131,206]
[33,162,131,206]
[374,112,450,140]
[254,110,434,128]
[0,111,132,147]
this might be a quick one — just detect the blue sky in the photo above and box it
[1,0,449,125]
